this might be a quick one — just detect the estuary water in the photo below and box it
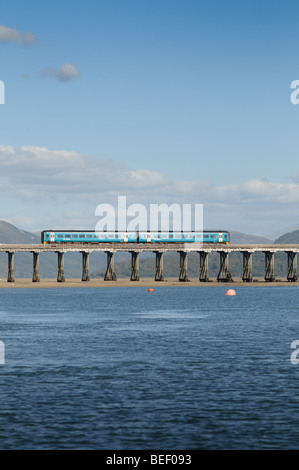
[0,285,299,450]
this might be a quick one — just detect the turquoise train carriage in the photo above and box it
[41,230,230,244]
[138,231,229,243]
[41,230,137,244]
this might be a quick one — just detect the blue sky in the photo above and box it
[1,0,299,236]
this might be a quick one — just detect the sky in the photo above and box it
[1,0,299,236]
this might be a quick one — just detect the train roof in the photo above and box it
[41,229,230,233]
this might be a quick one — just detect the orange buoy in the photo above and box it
[226,289,236,296]
[148,288,154,292]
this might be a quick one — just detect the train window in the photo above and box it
[72,234,78,238]
[94,234,99,238]
[210,235,216,239]
[65,234,71,238]
[101,234,106,239]
[204,235,210,239]
[57,234,63,238]
[169,234,173,239]
[79,234,85,238]
[87,234,92,238]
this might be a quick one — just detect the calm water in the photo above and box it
[0,285,299,450]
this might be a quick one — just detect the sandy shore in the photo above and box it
[0,277,298,288]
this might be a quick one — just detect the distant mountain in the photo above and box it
[274,229,299,244]
[229,230,272,244]
[267,225,299,241]
[94,250,292,280]
[0,220,40,244]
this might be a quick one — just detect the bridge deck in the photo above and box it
[0,243,299,253]
[0,243,298,282]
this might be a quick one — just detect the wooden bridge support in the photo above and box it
[57,252,65,282]
[179,251,189,282]
[3,243,299,284]
[32,252,40,282]
[217,251,233,282]
[155,252,164,281]
[130,252,139,281]
[198,251,209,281]
[287,251,297,282]
[81,252,90,281]
[104,251,117,281]
[7,251,15,283]
[242,251,253,282]
[264,251,275,282]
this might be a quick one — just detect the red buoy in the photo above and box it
[148,288,154,292]
[226,289,236,296]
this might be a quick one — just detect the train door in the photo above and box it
[219,233,223,243]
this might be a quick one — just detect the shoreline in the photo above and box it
[0,277,299,288]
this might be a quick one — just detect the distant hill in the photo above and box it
[274,230,299,244]
[267,225,299,241]
[229,230,272,244]
[0,220,40,244]
[93,250,292,280]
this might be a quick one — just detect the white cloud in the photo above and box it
[0,145,168,202]
[39,63,81,82]
[1,145,299,204]
[0,145,299,234]
[0,25,37,45]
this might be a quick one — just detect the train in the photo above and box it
[41,230,230,244]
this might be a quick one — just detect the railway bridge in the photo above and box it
[0,243,299,283]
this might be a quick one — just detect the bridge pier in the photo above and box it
[104,251,117,281]
[287,251,297,282]
[32,252,40,282]
[57,252,65,282]
[7,251,15,283]
[130,252,139,281]
[242,251,253,282]
[198,251,209,281]
[264,251,275,282]
[217,251,233,282]
[179,251,189,282]
[155,252,164,281]
[3,243,299,284]
[81,251,90,281]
